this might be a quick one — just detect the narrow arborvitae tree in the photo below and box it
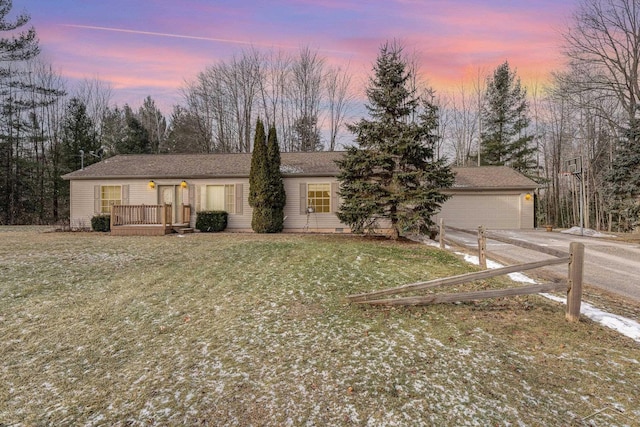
[265,124,286,231]
[337,41,454,239]
[481,61,535,174]
[249,119,270,232]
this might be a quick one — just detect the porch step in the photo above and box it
[173,226,194,234]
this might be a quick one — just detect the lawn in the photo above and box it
[1,229,638,426]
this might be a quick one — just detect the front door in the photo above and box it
[158,185,183,224]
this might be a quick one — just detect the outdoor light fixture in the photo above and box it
[180,180,188,188]
[525,193,532,201]
[148,180,156,189]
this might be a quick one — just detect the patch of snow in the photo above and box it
[455,250,640,342]
[560,226,614,238]
[541,293,640,342]
[280,164,303,174]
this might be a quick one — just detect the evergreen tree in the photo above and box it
[138,96,167,154]
[99,106,126,155]
[115,105,151,154]
[249,119,267,207]
[0,0,40,224]
[292,114,322,151]
[480,61,535,174]
[61,98,98,172]
[57,98,98,222]
[265,124,286,231]
[337,42,454,239]
[605,118,640,230]
[249,120,287,233]
[249,119,270,232]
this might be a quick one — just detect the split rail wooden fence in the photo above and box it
[348,221,584,322]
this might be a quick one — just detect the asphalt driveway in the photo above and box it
[442,228,640,304]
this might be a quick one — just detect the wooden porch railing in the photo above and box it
[110,204,173,231]
[182,204,191,224]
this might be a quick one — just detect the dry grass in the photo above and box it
[0,228,638,426]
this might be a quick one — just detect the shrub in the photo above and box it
[196,211,228,232]
[91,214,111,232]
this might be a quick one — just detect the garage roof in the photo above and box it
[451,166,538,190]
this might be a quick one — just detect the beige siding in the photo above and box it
[284,177,347,232]
[520,192,535,229]
[437,192,534,230]
[69,179,158,229]
[190,179,252,230]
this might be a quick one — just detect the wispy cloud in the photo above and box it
[61,24,353,55]
[62,24,290,48]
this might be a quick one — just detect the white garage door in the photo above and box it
[439,194,521,229]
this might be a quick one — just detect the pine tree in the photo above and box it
[61,98,98,172]
[606,118,640,230]
[0,0,41,224]
[481,61,535,174]
[337,42,454,239]
[116,105,151,154]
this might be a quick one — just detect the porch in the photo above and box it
[110,204,192,236]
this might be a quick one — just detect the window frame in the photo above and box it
[307,183,331,213]
[205,184,236,214]
[100,185,122,214]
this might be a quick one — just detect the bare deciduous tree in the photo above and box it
[324,65,352,151]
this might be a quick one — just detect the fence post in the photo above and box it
[439,218,445,249]
[478,225,486,269]
[110,205,115,229]
[566,242,584,322]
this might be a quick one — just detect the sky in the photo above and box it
[19,0,578,113]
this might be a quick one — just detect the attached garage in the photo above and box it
[436,166,537,230]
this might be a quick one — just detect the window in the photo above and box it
[206,184,235,213]
[307,183,331,213]
[100,185,121,213]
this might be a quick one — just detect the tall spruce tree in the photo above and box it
[116,105,151,154]
[480,61,535,173]
[605,118,640,230]
[337,42,454,239]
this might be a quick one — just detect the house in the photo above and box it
[62,152,537,234]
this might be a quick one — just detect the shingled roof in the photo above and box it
[450,166,537,190]
[62,152,344,180]
[62,152,537,190]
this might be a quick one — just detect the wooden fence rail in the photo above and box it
[444,225,568,258]
[348,223,585,322]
